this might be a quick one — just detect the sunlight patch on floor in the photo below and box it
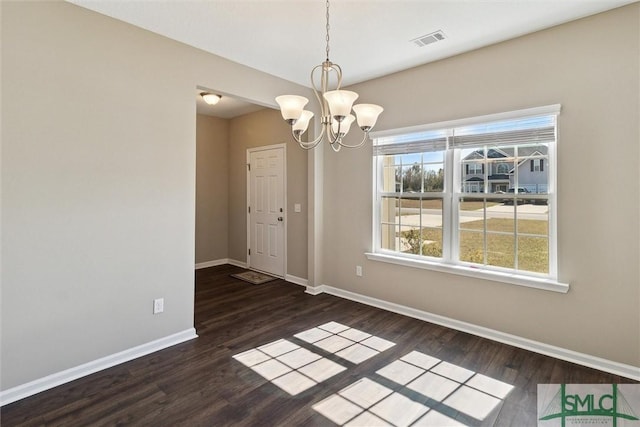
[233,322,513,425]
[295,321,396,364]
[313,350,514,426]
[233,339,346,395]
[233,321,396,396]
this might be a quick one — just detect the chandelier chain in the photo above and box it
[275,0,383,151]
[325,0,330,61]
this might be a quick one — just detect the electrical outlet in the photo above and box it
[153,298,164,314]
[356,266,362,277]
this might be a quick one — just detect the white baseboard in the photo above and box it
[305,285,324,295]
[0,328,198,406]
[312,285,640,381]
[227,259,247,268]
[195,259,229,269]
[285,274,308,287]
[195,259,248,270]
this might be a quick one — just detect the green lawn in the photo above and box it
[401,218,549,273]
[460,217,549,235]
[398,198,441,210]
[459,201,500,211]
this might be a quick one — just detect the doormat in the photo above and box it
[231,270,278,285]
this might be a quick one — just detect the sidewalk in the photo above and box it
[398,203,548,228]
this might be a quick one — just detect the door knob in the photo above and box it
[277,217,283,222]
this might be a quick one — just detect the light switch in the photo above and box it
[294,203,301,213]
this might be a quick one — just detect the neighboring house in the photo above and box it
[461,146,548,193]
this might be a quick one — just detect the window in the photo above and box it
[467,163,483,175]
[370,105,561,288]
[495,163,510,174]
[531,158,544,172]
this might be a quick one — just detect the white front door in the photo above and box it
[248,146,285,277]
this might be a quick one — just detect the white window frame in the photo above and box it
[367,105,569,293]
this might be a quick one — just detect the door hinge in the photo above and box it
[247,163,251,171]
[248,206,250,213]
[248,248,251,255]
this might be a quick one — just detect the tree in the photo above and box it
[424,168,444,192]
[395,165,444,193]
[399,163,422,192]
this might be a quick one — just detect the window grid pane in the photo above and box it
[457,193,549,273]
[380,197,399,252]
[459,229,485,265]
[421,199,443,258]
[487,233,515,269]
[378,196,444,258]
[380,224,398,252]
[374,109,556,279]
[423,164,444,192]
[518,236,549,274]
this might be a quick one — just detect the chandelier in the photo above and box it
[275,0,383,151]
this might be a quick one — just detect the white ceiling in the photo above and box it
[69,0,636,118]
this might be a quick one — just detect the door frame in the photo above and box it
[246,143,287,277]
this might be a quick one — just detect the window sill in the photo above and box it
[365,252,569,293]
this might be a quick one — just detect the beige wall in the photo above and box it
[2,0,636,397]
[195,115,229,264]
[322,4,640,366]
[228,109,308,279]
[1,1,308,390]
[195,109,309,279]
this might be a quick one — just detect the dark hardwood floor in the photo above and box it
[2,264,636,426]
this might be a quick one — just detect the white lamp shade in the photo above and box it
[202,93,221,105]
[331,114,355,135]
[292,110,314,133]
[323,90,358,119]
[353,103,384,130]
[275,95,308,122]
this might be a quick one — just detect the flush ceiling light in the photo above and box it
[201,92,221,105]
[275,0,383,151]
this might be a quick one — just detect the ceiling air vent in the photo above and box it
[411,30,446,47]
